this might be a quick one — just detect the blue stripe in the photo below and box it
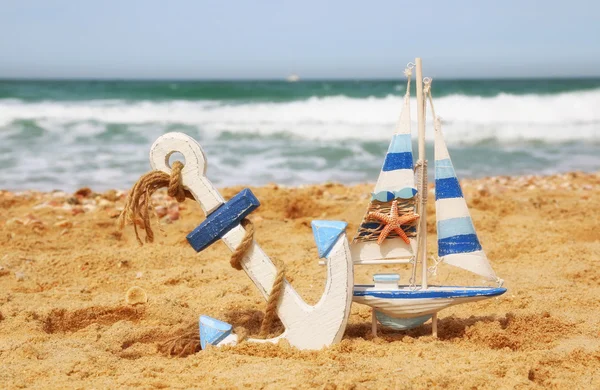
[437,217,475,240]
[373,273,400,282]
[382,152,413,171]
[358,222,416,236]
[388,134,412,154]
[438,234,482,256]
[353,286,507,299]
[435,158,456,180]
[358,222,380,236]
[435,177,463,200]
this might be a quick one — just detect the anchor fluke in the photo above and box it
[199,315,233,350]
[311,220,348,258]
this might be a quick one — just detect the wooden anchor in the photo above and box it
[149,132,354,350]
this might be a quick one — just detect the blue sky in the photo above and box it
[1,0,599,79]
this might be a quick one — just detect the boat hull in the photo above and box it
[353,285,506,319]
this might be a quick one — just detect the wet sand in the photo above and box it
[1,172,599,389]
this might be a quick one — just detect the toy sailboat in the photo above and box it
[348,58,506,336]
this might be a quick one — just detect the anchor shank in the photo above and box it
[221,226,311,328]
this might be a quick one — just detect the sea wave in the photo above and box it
[1,89,599,144]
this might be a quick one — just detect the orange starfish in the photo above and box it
[368,200,420,245]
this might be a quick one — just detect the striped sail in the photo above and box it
[373,93,416,197]
[351,92,417,262]
[434,120,499,282]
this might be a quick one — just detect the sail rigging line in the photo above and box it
[428,255,443,276]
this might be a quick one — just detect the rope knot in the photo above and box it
[167,161,187,202]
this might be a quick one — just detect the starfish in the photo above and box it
[368,200,420,245]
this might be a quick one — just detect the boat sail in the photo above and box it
[350,58,506,337]
[434,117,503,285]
[351,66,419,265]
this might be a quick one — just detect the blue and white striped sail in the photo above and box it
[351,88,417,262]
[434,120,500,282]
[372,92,417,201]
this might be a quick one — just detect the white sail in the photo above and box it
[372,92,416,196]
[434,119,501,283]
[351,76,417,263]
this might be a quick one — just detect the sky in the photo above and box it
[1,0,599,79]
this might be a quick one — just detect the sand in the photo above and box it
[1,172,599,389]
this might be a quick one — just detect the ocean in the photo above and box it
[0,78,599,191]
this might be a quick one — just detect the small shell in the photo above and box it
[71,206,85,215]
[97,199,112,208]
[75,187,93,198]
[154,206,168,218]
[54,220,73,228]
[167,209,180,221]
[6,218,24,226]
[125,286,147,305]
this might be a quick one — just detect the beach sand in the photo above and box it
[1,172,599,389]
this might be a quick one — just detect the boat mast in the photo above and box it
[415,58,428,289]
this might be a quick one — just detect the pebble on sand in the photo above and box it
[125,286,148,305]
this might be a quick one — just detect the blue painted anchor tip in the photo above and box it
[311,220,347,258]
[199,315,233,350]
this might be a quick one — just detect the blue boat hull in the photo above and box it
[353,285,506,320]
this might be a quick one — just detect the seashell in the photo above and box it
[154,206,168,218]
[96,199,111,209]
[83,205,97,213]
[66,197,81,205]
[71,206,85,216]
[167,209,180,221]
[125,286,147,305]
[102,189,119,202]
[54,220,73,228]
[6,218,24,226]
[74,187,93,198]
[476,185,490,197]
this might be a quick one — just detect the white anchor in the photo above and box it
[149,132,354,350]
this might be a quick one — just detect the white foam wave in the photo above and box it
[1,89,599,143]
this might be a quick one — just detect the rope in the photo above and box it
[230,219,254,270]
[119,162,285,355]
[229,218,285,338]
[259,257,285,338]
[118,161,194,245]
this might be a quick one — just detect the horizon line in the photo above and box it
[1,75,600,82]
